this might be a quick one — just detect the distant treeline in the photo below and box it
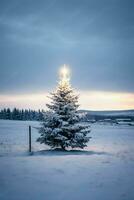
[0,108,44,121]
[85,113,134,121]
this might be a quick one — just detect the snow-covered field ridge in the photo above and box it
[79,109,134,126]
[80,109,134,116]
[0,120,134,200]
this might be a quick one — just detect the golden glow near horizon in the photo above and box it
[0,91,134,110]
[79,91,134,110]
[59,64,70,84]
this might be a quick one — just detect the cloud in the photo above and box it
[0,0,134,96]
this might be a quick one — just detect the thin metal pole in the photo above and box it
[29,125,31,152]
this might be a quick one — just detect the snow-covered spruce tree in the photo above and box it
[37,66,91,150]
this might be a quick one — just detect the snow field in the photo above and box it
[0,120,134,200]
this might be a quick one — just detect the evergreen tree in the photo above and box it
[38,109,44,121]
[3,108,7,119]
[6,108,11,119]
[37,66,91,150]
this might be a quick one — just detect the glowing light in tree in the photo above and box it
[59,64,70,84]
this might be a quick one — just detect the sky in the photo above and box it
[0,0,134,110]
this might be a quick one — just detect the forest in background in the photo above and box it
[0,108,44,121]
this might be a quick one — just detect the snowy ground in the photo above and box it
[0,120,134,200]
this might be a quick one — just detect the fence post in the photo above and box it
[29,125,32,152]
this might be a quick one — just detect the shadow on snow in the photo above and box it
[32,148,109,156]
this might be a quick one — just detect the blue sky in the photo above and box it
[0,0,134,110]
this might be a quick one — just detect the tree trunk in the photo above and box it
[61,144,66,151]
